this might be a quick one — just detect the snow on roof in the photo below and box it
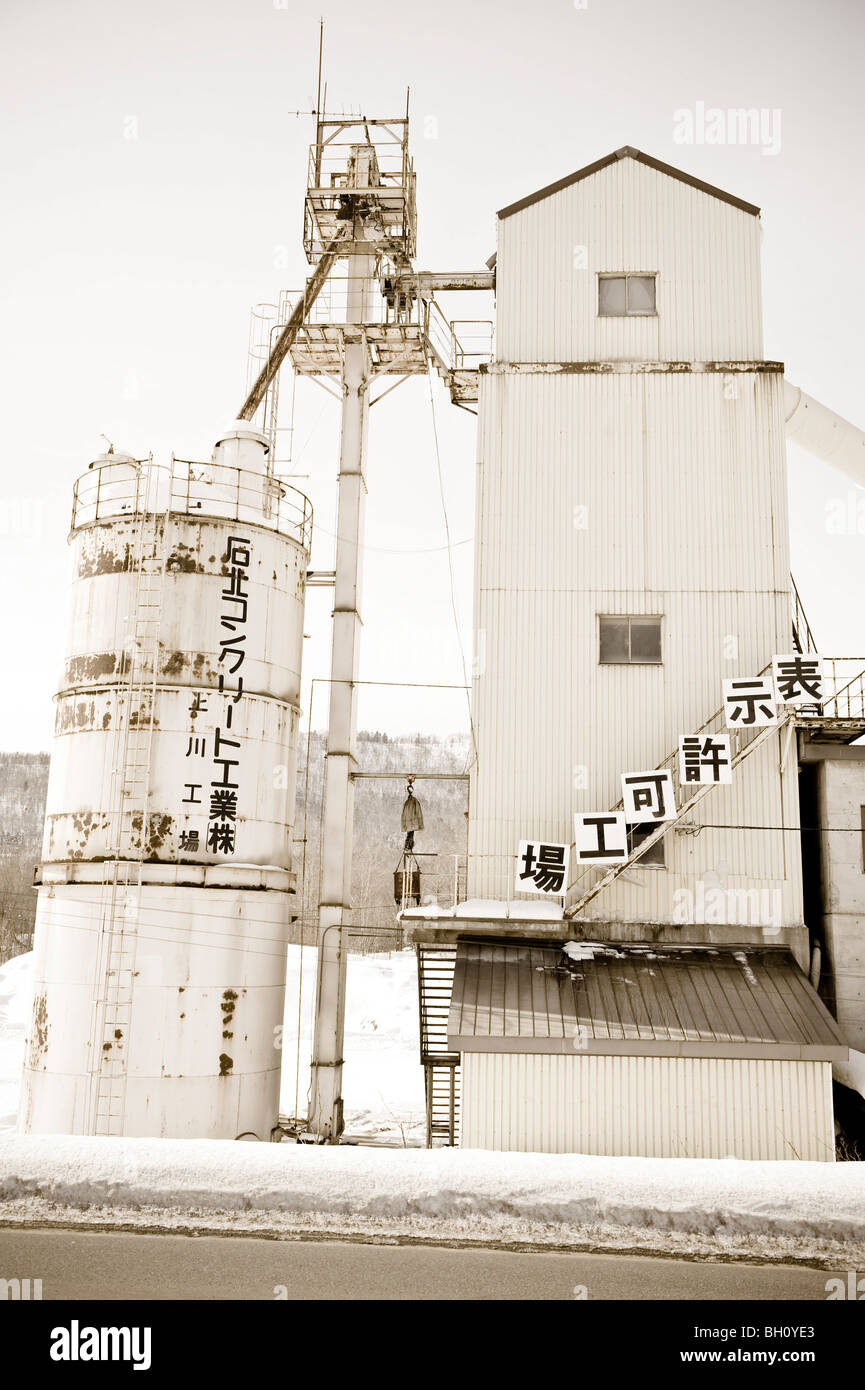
[400,897,563,923]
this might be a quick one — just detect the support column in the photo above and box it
[308,152,373,1140]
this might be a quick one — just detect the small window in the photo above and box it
[628,823,665,867]
[599,615,662,664]
[598,273,657,317]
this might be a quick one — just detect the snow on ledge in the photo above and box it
[401,897,564,923]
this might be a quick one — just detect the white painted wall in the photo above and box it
[496,154,763,363]
[461,1052,835,1161]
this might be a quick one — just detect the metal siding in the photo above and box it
[448,942,846,1056]
[460,1053,835,1161]
[496,156,763,362]
[18,882,289,1139]
[469,367,801,934]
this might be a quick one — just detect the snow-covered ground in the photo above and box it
[0,952,32,1134]
[0,948,425,1144]
[1,1134,865,1265]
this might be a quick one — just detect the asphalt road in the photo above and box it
[0,1227,840,1300]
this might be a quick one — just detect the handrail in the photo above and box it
[566,650,865,902]
[790,572,817,654]
[72,458,313,552]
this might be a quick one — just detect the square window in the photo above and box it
[628,823,666,867]
[598,275,627,316]
[599,615,662,665]
[598,272,657,317]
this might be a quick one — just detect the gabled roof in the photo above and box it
[497,145,760,221]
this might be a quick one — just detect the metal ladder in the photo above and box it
[416,943,459,1146]
[88,460,170,1137]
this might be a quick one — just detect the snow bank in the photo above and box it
[1,1134,864,1263]
[0,952,33,1131]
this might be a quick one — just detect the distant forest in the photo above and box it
[0,736,470,962]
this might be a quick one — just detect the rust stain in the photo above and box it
[28,993,48,1068]
[163,650,186,676]
[75,533,135,578]
[165,541,202,573]
[218,1053,233,1077]
[64,652,126,686]
[45,810,112,861]
[146,813,173,854]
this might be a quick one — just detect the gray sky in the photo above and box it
[2,0,863,751]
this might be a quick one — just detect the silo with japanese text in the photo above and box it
[19,424,311,1140]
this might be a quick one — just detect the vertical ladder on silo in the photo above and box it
[90,459,171,1137]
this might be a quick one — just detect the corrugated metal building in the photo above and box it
[450,942,843,1160]
[407,148,849,1159]
[469,148,800,945]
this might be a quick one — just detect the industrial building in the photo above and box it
[18,114,865,1160]
[405,147,865,1161]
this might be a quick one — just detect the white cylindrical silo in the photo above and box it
[19,425,311,1140]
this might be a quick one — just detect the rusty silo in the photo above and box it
[19,423,311,1139]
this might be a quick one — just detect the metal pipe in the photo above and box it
[349,772,469,780]
[391,271,494,296]
[784,380,865,488]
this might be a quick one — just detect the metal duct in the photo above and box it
[784,380,865,488]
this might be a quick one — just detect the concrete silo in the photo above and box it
[19,423,311,1140]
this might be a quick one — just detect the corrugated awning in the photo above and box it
[447,941,847,1061]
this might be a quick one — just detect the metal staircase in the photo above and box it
[564,712,792,919]
[565,583,835,918]
[423,300,489,407]
[416,943,459,1146]
[88,460,170,1137]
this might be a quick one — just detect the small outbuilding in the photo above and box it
[447,941,846,1161]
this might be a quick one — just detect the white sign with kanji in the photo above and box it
[772,654,824,707]
[620,770,677,823]
[573,811,629,866]
[723,677,780,729]
[678,733,733,785]
[516,840,570,896]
